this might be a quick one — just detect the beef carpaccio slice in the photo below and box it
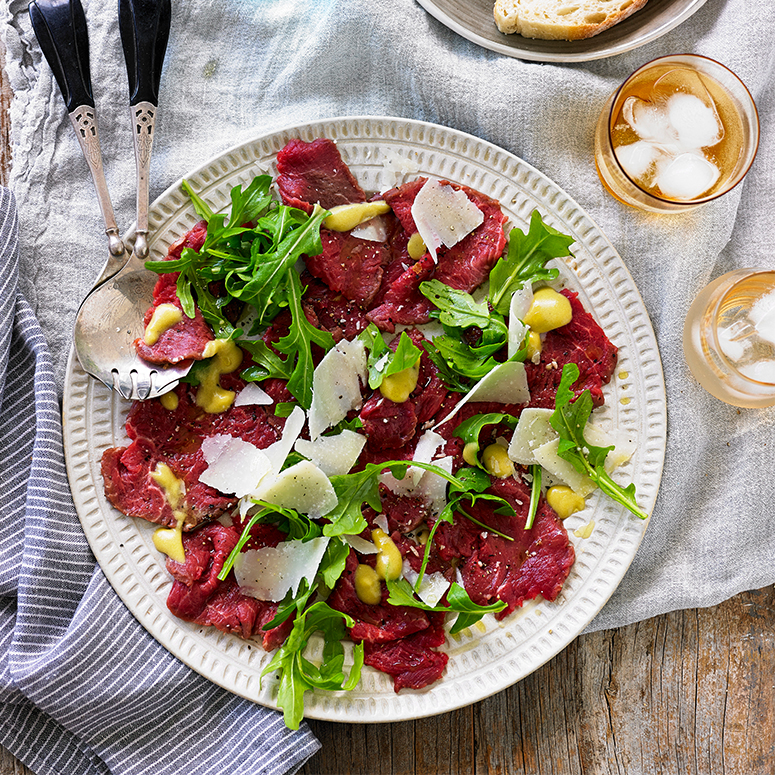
[134,220,214,365]
[276,137,367,213]
[101,136,622,696]
[165,520,293,651]
[525,289,618,409]
[101,369,286,531]
[275,144,508,333]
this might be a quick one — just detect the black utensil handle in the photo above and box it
[119,0,171,107]
[29,0,94,112]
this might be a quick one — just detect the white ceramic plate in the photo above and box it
[416,0,708,62]
[62,116,666,723]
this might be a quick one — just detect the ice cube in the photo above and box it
[738,360,775,385]
[749,290,775,345]
[655,152,721,200]
[667,93,723,150]
[622,96,676,146]
[717,325,750,363]
[615,140,660,182]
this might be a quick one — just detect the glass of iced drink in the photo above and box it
[683,269,775,408]
[594,55,759,213]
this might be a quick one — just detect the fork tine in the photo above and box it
[133,373,153,401]
[147,374,180,400]
[112,369,136,401]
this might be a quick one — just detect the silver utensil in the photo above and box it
[30,0,185,401]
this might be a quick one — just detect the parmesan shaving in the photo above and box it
[434,361,530,429]
[351,216,389,242]
[198,435,272,498]
[234,382,273,407]
[308,339,368,440]
[402,561,450,607]
[253,459,338,517]
[263,405,305,475]
[507,284,533,359]
[410,179,484,262]
[234,536,330,602]
[295,429,367,477]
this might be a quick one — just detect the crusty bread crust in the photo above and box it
[494,0,649,40]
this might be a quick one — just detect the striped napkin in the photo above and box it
[0,187,319,775]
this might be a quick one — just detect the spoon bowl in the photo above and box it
[74,242,191,399]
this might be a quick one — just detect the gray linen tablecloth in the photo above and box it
[1,0,774,772]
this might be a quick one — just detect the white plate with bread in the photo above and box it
[416,0,709,62]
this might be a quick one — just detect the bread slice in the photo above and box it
[494,0,649,40]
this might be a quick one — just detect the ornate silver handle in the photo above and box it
[69,104,127,280]
[129,100,156,260]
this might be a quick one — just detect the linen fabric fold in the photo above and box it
[0,187,319,775]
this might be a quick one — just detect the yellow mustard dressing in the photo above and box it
[354,563,382,605]
[525,330,542,360]
[546,485,586,520]
[143,303,183,346]
[481,443,514,479]
[379,357,421,404]
[371,528,402,581]
[523,287,573,334]
[195,338,243,414]
[407,232,427,260]
[574,520,595,539]
[160,391,179,411]
[323,200,391,232]
[149,463,187,563]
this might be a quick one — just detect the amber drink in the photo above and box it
[683,270,775,408]
[595,55,759,213]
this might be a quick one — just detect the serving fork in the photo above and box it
[29,0,184,400]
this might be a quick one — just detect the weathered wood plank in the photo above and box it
[297,588,775,775]
[0,36,11,187]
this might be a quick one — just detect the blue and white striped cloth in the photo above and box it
[0,187,320,775]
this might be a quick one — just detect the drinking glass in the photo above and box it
[683,269,775,408]
[594,55,759,214]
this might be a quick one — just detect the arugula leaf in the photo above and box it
[359,325,422,390]
[550,363,648,520]
[262,578,317,632]
[232,204,329,324]
[324,468,383,538]
[413,466,516,589]
[324,459,468,538]
[261,601,364,730]
[418,280,511,392]
[420,280,494,330]
[239,339,294,384]
[488,210,572,315]
[453,412,519,469]
[272,269,335,409]
[217,502,325,582]
[256,537,350,635]
[385,578,506,635]
[226,175,275,229]
[424,335,504,391]
[181,178,215,222]
[318,536,350,590]
[146,178,333,406]
[525,464,541,530]
[447,465,491,496]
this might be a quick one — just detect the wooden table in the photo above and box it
[1,41,773,775]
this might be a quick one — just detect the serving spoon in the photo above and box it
[30,0,186,400]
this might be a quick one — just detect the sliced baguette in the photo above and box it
[494,0,649,40]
